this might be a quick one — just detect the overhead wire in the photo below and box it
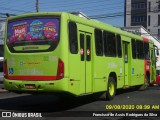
[39,0,107,7]
[40,0,123,12]
[0,0,125,21]
[0,0,123,13]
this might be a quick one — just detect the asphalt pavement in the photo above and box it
[0,86,159,120]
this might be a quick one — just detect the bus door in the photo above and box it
[79,32,92,94]
[123,41,130,86]
[150,47,156,81]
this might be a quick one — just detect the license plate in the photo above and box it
[25,84,36,89]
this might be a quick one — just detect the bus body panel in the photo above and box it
[6,53,59,78]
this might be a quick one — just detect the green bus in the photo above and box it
[3,12,157,100]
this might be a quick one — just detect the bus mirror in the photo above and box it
[154,45,159,56]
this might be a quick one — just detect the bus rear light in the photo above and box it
[56,59,64,80]
[4,60,8,79]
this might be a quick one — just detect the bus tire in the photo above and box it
[139,76,149,90]
[105,77,116,100]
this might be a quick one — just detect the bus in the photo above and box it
[3,12,158,100]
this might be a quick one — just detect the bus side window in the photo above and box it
[94,29,103,56]
[104,31,116,57]
[131,39,136,59]
[136,40,144,59]
[68,21,78,54]
[144,42,150,60]
[116,34,122,57]
[140,41,144,59]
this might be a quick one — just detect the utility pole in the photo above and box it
[36,0,39,12]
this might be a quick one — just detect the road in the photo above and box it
[0,86,160,120]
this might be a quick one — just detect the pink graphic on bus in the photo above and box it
[43,22,57,40]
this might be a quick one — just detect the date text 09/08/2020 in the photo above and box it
[106,105,160,110]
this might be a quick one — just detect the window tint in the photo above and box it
[132,16,147,23]
[131,39,136,59]
[144,42,150,60]
[69,21,78,54]
[136,40,144,59]
[157,70,160,75]
[0,45,3,57]
[103,31,116,57]
[132,3,146,9]
[148,2,151,12]
[7,17,60,53]
[94,29,103,56]
[158,15,160,26]
[86,35,91,61]
[124,43,128,63]
[116,35,122,57]
[148,15,150,26]
[80,34,84,61]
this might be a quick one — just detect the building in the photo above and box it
[125,0,160,40]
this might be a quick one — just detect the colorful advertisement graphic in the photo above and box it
[13,23,27,38]
[9,23,27,42]
[7,18,59,44]
[43,22,58,40]
[30,20,43,40]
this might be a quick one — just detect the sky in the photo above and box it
[0,0,124,27]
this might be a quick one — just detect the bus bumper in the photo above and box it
[3,78,69,93]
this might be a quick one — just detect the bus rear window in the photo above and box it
[7,17,60,53]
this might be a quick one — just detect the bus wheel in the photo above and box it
[139,76,149,90]
[106,77,116,100]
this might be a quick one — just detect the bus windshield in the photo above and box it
[7,17,60,53]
